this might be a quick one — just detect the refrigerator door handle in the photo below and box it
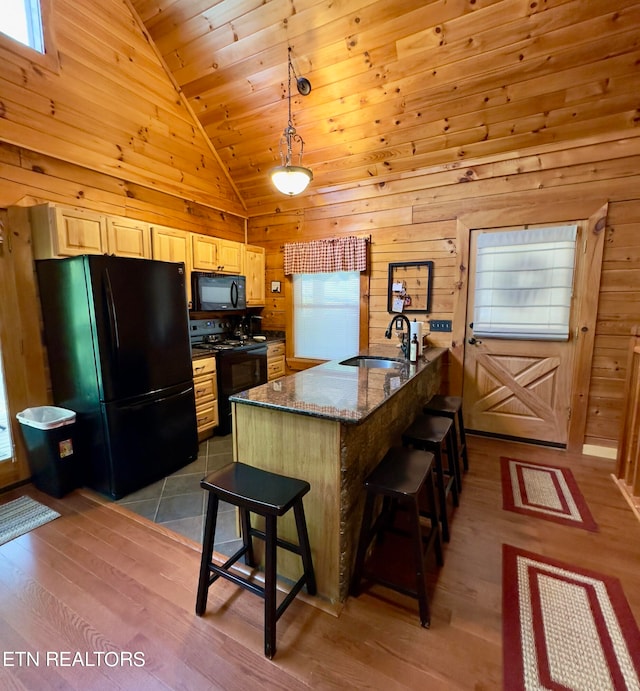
[104,269,121,366]
[119,386,193,412]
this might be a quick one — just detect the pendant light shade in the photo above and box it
[271,165,312,196]
[270,51,312,196]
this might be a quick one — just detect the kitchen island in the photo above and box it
[230,345,445,606]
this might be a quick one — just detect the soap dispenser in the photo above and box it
[409,333,419,363]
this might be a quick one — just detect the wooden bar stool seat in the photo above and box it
[350,446,443,628]
[423,394,469,473]
[195,462,316,659]
[402,414,461,543]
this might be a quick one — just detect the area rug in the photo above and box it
[501,457,598,532]
[0,496,60,546]
[503,545,640,690]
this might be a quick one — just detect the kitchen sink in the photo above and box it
[339,356,405,369]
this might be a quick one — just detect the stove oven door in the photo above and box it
[218,346,268,396]
[216,346,267,434]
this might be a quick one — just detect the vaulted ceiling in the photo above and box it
[130,0,640,213]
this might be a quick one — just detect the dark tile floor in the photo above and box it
[116,435,242,556]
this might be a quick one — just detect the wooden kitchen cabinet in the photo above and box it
[191,234,220,271]
[30,204,151,259]
[267,341,286,380]
[218,239,243,274]
[192,356,218,438]
[106,217,151,258]
[244,244,265,306]
[30,204,107,259]
[192,236,243,274]
[151,224,192,307]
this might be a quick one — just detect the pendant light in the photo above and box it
[270,50,313,196]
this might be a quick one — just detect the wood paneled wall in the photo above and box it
[0,0,245,218]
[248,133,640,450]
[0,142,245,241]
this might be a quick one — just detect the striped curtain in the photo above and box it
[283,236,367,275]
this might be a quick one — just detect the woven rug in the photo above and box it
[503,545,640,690]
[501,457,598,532]
[0,496,60,546]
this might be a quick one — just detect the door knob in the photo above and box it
[468,337,482,345]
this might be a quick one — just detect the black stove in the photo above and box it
[190,319,263,354]
[190,318,268,435]
[193,339,262,353]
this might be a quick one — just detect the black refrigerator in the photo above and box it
[36,255,198,500]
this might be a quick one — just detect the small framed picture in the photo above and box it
[271,281,281,293]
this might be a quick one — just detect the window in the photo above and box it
[0,347,11,463]
[473,225,578,340]
[0,0,44,53]
[293,272,361,360]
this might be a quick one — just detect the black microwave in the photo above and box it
[191,272,246,311]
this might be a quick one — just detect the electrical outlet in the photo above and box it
[429,319,452,332]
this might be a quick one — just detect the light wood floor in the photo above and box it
[1,435,639,690]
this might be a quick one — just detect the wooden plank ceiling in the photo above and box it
[129,0,640,212]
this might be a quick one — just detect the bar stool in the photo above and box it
[196,462,316,659]
[350,446,443,628]
[402,415,460,543]
[423,395,469,473]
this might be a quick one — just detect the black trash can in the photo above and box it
[17,406,81,498]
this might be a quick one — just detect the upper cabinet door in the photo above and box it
[218,239,243,274]
[192,235,243,274]
[106,218,151,258]
[151,225,193,307]
[191,234,220,272]
[30,204,108,259]
[244,245,265,306]
[151,225,190,265]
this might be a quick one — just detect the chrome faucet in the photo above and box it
[385,314,412,358]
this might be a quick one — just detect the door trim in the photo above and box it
[448,200,608,453]
[0,208,50,488]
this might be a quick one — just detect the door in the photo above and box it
[106,217,151,258]
[87,255,193,401]
[463,225,580,446]
[99,383,198,499]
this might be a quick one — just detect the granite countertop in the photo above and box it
[230,345,446,424]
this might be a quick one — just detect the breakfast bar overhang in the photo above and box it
[230,346,446,605]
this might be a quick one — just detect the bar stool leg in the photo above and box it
[264,514,278,659]
[408,499,430,628]
[445,429,462,495]
[458,409,469,472]
[293,501,317,596]
[239,507,255,567]
[350,492,376,596]
[196,493,219,616]
[423,471,444,567]
[432,447,451,543]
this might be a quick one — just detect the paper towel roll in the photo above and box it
[410,321,424,355]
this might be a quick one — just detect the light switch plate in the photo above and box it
[430,319,452,332]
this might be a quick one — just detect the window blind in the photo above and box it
[473,225,577,340]
[293,271,360,360]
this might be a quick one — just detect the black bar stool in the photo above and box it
[350,446,443,628]
[423,395,469,473]
[196,462,316,659]
[401,414,460,543]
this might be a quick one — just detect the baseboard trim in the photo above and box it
[582,444,617,459]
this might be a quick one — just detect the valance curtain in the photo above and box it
[283,236,367,275]
[473,225,577,341]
